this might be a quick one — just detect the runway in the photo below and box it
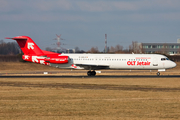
[1,75,180,78]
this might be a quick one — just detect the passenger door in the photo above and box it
[153,57,158,66]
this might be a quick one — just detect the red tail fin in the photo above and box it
[6,36,44,55]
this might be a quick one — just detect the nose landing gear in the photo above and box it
[87,70,96,76]
[157,72,160,76]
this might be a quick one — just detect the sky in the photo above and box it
[0,0,180,51]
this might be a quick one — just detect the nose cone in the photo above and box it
[165,61,176,69]
[172,62,177,68]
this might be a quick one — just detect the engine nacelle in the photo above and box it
[22,55,50,65]
[45,56,69,64]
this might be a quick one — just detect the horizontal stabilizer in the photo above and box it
[6,36,44,55]
[5,37,27,40]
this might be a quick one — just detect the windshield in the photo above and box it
[161,58,169,61]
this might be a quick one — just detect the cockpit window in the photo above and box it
[161,58,169,61]
[161,58,166,61]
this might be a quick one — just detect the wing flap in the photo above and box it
[75,63,109,70]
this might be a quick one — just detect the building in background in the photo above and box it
[142,39,180,55]
[132,39,180,55]
[66,49,75,53]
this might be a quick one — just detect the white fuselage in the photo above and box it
[50,54,176,71]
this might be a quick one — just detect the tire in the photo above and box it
[87,71,91,76]
[91,71,96,76]
[157,72,160,76]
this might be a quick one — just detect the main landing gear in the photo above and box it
[87,70,96,76]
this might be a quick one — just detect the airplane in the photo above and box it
[6,36,176,76]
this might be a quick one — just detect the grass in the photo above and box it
[0,62,59,71]
[0,78,180,120]
[0,62,180,119]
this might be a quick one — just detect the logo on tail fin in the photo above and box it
[28,43,34,49]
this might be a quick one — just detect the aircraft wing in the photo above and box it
[75,63,109,70]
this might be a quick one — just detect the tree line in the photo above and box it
[1,40,180,62]
[0,40,20,55]
[1,40,179,55]
[0,40,144,55]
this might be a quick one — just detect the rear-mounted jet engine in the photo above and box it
[45,56,69,64]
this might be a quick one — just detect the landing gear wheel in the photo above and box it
[157,72,160,76]
[91,71,96,76]
[87,71,96,76]
[87,71,91,76]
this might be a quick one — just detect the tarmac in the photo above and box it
[1,75,180,78]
